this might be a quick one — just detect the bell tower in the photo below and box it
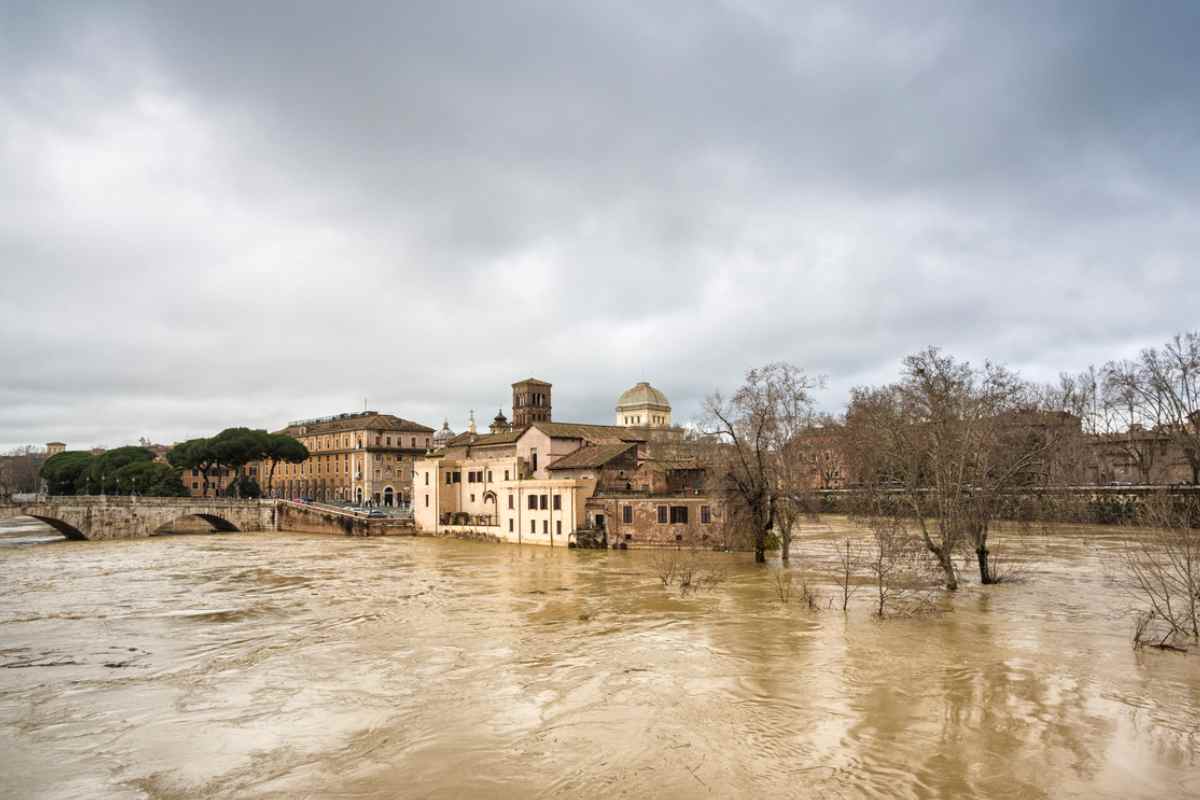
[512,378,552,428]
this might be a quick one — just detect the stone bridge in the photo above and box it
[0,496,277,541]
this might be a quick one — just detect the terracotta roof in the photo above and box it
[445,429,523,448]
[512,377,552,386]
[529,421,647,444]
[277,413,434,436]
[547,443,637,471]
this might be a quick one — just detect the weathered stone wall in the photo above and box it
[585,496,724,549]
[276,502,414,537]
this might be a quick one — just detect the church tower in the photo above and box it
[512,378,552,428]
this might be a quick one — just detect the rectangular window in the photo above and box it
[470,494,475,502]
[508,495,514,509]
[531,448,538,472]
[543,520,548,534]
[701,505,711,524]
[412,437,417,447]
[386,436,391,446]
[556,520,562,536]
[425,472,429,486]
[487,470,493,482]
[424,495,429,507]
[509,519,513,532]
[670,506,688,524]
[553,494,561,510]
[530,520,536,534]
[657,506,668,524]
[528,495,538,510]
[539,494,548,510]
[452,472,461,483]
[623,505,633,524]
[504,470,510,481]
[446,473,453,485]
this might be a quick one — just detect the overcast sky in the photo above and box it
[3,1,1198,450]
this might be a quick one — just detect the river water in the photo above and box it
[1,518,1198,798]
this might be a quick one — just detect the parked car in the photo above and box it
[366,509,387,518]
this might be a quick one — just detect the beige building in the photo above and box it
[183,465,248,498]
[268,411,434,505]
[414,378,721,547]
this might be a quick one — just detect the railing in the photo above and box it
[439,512,498,527]
[281,500,413,524]
[3,495,265,506]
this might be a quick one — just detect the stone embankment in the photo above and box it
[276,501,414,537]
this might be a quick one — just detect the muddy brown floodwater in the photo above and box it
[1,518,1198,798]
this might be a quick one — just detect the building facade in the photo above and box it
[414,378,723,547]
[266,411,435,505]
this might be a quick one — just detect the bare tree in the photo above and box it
[836,537,866,612]
[1105,331,1200,484]
[702,363,821,563]
[862,515,928,617]
[844,348,1073,589]
[649,522,726,596]
[1119,492,1200,650]
[0,446,45,496]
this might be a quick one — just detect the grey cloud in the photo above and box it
[2,1,1199,448]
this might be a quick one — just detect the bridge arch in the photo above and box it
[25,515,88,541]
[158,513,241,534]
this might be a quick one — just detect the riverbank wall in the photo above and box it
[276,501,414,537]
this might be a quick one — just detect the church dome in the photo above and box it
[616,381,671,411]
[432,419,456,447]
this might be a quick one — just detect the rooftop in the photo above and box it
[616,381,671,411]
[529,421,648,444]
[278,413,434,436]
[547,443,637,471]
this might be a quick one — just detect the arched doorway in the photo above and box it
[383,487,395,507]
[482,490,498,525]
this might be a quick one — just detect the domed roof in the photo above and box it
[616,381,671,411]
[432,419,456,446]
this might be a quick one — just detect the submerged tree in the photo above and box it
[844,348,1074,588]
[702,363,821,563]
[1120,492,1200,650]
